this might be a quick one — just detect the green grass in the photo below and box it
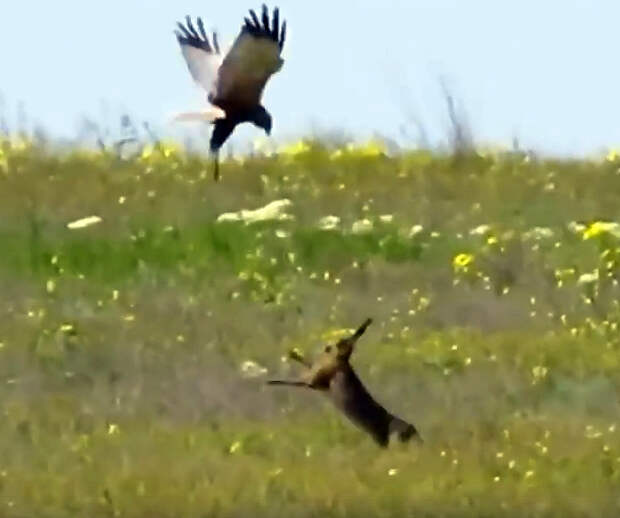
[1,138,620,516]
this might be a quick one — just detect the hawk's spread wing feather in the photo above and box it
[213,5,286,109]
[175,16,223,98]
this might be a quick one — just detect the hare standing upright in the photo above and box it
[268,318,421,447]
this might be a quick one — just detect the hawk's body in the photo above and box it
[175,5,286,179]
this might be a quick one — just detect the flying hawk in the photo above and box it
[175,5,287,180]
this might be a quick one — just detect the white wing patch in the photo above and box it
[179,44,222,96]
[170,106,227,124]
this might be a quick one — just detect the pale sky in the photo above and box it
[0,0,619,155]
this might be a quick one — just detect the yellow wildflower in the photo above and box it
[160,140,180,158]
[140,144,154,160]
[330,140,387,160]
[583,221,620,240]
[357,140,387,157]
[453,253,474,270]
[229,441,242,454]
[278,140,311,157]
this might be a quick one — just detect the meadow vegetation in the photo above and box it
[1,135,620,517]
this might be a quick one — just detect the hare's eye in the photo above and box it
[324,345,332,353]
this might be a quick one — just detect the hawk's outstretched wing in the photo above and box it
[213,5,286,110]
[175,16,223,98]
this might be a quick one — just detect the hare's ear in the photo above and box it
[337,318,373,360]
[351,318,373,340]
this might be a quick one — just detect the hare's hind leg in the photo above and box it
[389,416,423,444]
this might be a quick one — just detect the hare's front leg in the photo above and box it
[266,379,309,387]
[266,350,314,387]
[288,349,312,368]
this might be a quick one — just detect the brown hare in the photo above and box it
[267,318,422,447]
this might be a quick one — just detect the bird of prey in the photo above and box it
[174,5,287,180]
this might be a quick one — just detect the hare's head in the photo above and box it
[325,318,373,362]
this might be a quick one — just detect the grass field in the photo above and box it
[2,136,620,517]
